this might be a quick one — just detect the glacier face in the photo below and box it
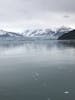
[0,27,73,40]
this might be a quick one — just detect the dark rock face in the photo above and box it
[58,30,75,40]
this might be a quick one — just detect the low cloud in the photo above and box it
[0,0,75,31]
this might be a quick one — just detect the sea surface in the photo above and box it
[0,40,75,100]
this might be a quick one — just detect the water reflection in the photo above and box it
[0,40,75,48]
[0,40,75,100]
[0,40,75,51]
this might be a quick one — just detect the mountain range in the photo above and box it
[58,30,75,40]
[0,26,74,40]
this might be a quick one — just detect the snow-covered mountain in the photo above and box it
[0,30,22,37]
[0,26,73,40]
[22,27,73,39]
[0,30,24,40]
[54,26,72,39]
[22,29,55,37]
[22,29,56,40]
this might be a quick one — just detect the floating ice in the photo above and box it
[35,72,40,77]
[32,72,40,81]
[64,91,69,94]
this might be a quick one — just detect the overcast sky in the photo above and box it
[0,0,75,32]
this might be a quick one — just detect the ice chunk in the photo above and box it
[64,91,69,94]
[32,72,40,81]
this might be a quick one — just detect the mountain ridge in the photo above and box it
[58,30,75,40]
[0,26,74,40]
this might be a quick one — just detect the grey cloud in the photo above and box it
[0,0,75,16]
[39,0,75,13]
[0,0,75,31]
[63,15,70,18]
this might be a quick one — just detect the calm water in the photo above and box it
[0,40,75,100]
